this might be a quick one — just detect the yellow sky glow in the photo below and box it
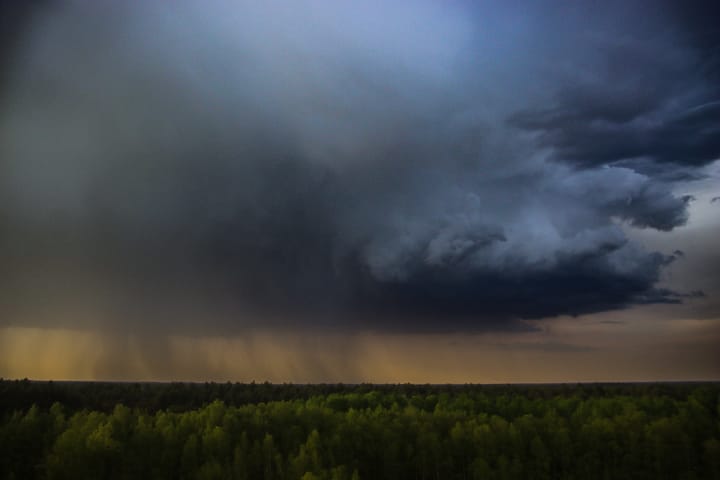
[3,314,718,383]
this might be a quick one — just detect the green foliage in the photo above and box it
[0,381,718,479]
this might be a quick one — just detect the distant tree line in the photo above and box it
[0,381,718,479]
[1,379,713,414]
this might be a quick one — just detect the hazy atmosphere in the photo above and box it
[1,0,718,382]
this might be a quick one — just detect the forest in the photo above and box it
[1,380,718,479]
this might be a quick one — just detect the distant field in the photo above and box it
[1,380,718,479]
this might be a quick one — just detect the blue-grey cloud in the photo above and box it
[510,1,720,179]
[0,0,711,333]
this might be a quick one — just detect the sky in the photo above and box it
[0,0,718,382]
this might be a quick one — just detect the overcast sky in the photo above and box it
[1,0,718,382]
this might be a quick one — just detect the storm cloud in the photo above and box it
[0,0,716,333]
[510,1,720,178]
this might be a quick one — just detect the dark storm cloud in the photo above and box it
[666,0,720,84]
[0,0,711,333]
[511,100,720,171]
[511,2,720,177]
